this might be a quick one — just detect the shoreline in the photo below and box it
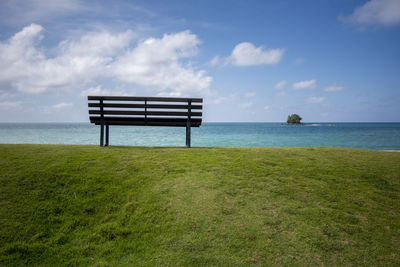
[1,123,398,149]
[1,143,400,152]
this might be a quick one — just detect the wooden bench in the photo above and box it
[88,96,203,148]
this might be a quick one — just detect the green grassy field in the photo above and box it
[0,145,399,266]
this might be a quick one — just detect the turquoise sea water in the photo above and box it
[0,123,399,150]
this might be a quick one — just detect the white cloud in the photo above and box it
[324,85,344,92]
[292,79,317,89]
[263,105,270,110]
[307,96,325,103]
[156,91,184,97]
[244,91,256,97]
[80,85,129,96]
[238,101,253,108]
[51,102,73,109]
[81,86,111,96]
[0,101,22,110]
[342,0,400,26]
[60,31,134,58]
[227,42,284,66]
[0,25,212,97]
[112,30,212,96]
[0,24,133,94]
[274,80,286,89]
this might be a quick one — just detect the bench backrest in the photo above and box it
[88,96,203,127]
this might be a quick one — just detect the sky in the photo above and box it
[0,0,399,122]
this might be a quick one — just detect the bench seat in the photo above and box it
[89,116,202,127]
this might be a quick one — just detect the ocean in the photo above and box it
[0,122,399,150]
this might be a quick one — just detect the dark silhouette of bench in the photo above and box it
[88,96,203,147]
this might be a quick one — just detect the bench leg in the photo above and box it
[186,125,191,148]
[100,123,104,147]
[105,125,109,146]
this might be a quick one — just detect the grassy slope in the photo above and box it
[0,145,399,266]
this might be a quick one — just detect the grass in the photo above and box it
[0,144,399,266]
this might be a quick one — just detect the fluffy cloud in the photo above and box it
[307,96,325,103]
[112,30,212,96]
[227,42,284,66]
[324,85,344,92]
[81,86,112,96]
[0,24,212,97]
[292,79,317,89]
[80,85,129,97]
[342,0,400,26]
[0,24,132,93]
[60,31,133,58]
[274,80,286,89]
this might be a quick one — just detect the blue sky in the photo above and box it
[0,0,399,122]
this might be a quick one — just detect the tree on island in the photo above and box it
[287,114,302,124]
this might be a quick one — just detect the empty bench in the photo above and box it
[88,96,203,147]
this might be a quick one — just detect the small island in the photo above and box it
[284,114,311,125]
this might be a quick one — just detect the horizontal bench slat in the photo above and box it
[89,110,202,116]
[90,116,201,127]
[90,116,202,122]
[92,121,201,127]
[88,103,202,109]
[88,96,202,103]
